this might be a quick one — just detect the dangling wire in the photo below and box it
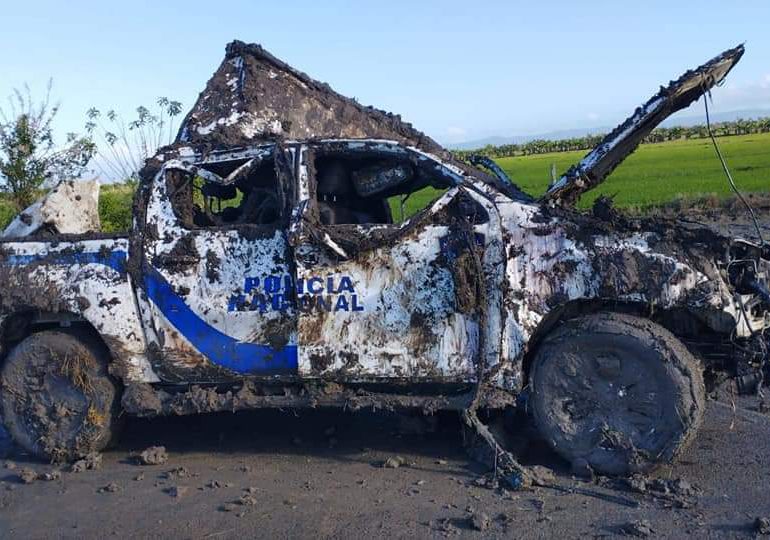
[703,89,765,245]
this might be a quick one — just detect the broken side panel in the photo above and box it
[2,179,101,238]
[543,45,744,206]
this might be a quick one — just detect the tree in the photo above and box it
[86,97,182,183]
[0,81,95,210]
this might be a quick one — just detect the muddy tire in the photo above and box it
[0,330,120,462]
[529,312,705,476]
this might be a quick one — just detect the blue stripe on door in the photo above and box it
[144,267,298,374]
[2,249,297,374]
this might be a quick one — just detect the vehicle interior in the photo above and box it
[312,147,460,226]
[167,152,285,229]
[166,144,488,232]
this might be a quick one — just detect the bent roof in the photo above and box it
[176,41,450,159]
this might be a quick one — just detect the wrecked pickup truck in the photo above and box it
[1,42,767,481]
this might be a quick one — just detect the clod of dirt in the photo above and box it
[206,480,225,489]
[236,493,258,506]
[71,452,102,473]
[18,468,37,484]
[621,474,699,506]
[619,519,654,537]
[97,482,121,494]
[527,465,556,487]
[4,461,16,470]
[166,485,188,498]
[134,473,145,481]
[756,517,770,535]
[643,477,698,497]
[436,459,448,466]
[382,456,406,469]
[39,470,61,481]
[432,518,459,536]
[625,474,648,493]
[138,446,168,465]
[469,511,490,531]
[472,474,500,490]
[219,502,239,513]
[163,466,190,479]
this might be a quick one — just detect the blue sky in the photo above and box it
[1,0,769,146]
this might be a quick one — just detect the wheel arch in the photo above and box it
[0,310,117,373]
[519,299,717,387]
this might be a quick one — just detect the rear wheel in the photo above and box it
[529,312,705,476]
[0,330,120,462]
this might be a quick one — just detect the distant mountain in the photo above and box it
[662,108,770,127]
[449,127,609,150]
[449,108,770,151]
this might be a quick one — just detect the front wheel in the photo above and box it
[0,330,120,462]
[529,312,705,476]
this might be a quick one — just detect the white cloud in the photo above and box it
[586,112,600,121]
[446,126,466,136]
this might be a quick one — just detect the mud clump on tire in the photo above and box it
[0,331,120,462]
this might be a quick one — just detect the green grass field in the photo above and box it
[496,131,770,210]
[1,133,768,232]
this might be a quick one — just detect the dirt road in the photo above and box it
[0,395,769,539]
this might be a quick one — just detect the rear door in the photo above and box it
[141,146,298,382]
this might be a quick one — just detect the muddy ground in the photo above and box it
[1,207,770,539]
[1,398,769,539]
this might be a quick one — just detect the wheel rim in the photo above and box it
[535,335,677,469]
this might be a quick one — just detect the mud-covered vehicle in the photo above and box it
[0,42,766,480]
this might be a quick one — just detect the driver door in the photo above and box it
[290,142,501,382]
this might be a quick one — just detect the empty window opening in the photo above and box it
[167,155,284,229]
[313,153,460,226]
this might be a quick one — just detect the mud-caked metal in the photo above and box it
[0,42,765,477]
